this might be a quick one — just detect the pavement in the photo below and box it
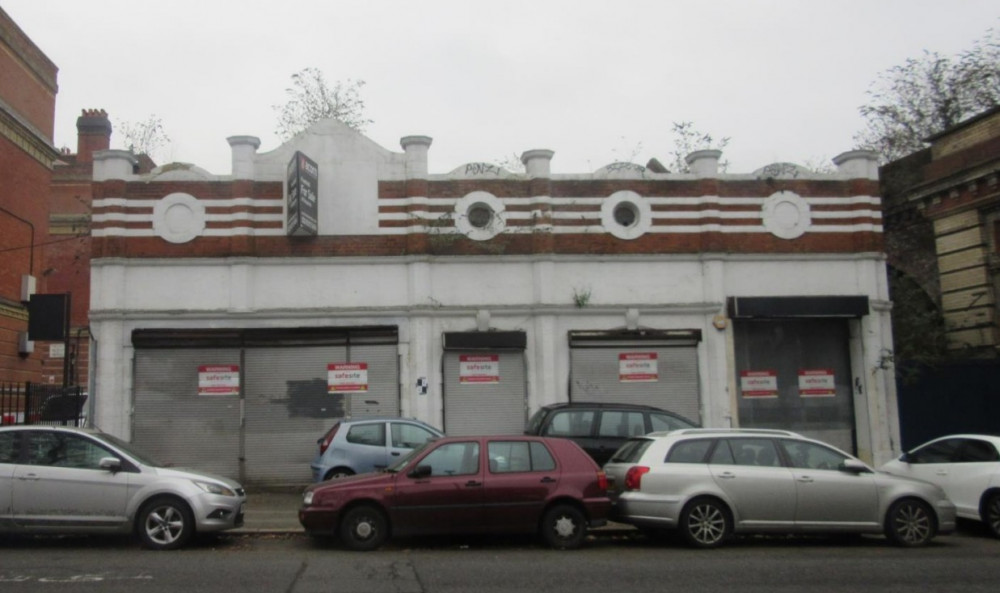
[233,487,636,535]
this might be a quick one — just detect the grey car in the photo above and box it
[604,428,956,548]
[311,417,443,481]
[1,425,246,550]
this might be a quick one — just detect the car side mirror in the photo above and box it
[408,465,432,479]
[840,459,871,474]
[899,452,912,463]
[99,457,122,473]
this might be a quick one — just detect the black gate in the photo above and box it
[0,382,87,426]
[895,360,1000,450]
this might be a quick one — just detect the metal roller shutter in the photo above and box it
[243,345,347,485]
[133,348,242,480]
[569,342,701,423]
[443,351,526,436]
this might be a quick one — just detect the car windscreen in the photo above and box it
[386,439,436,472]
[608,438,654,463]
[97,431,164,467]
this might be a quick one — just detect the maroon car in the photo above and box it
[299,435,611,550]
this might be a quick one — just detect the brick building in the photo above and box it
[87,118,897,485]
[882,106,1000,356]
[0,7,59,384]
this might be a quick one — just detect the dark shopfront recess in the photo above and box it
[728,296,868,454]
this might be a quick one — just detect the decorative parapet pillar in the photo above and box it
[685,149,723,178]
[521,149,555,178]
[833,150,879,180]
[93,149,138,181]
[401,135,433,179]
[521,149,555,251]
[227,135,261,180]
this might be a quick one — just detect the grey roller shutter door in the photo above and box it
[243,343,400,485]
[243,345,347,485]
[133,348,242,480]
[569,345,701,423]
[443,351,525,436]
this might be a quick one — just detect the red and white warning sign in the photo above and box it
[740,370,778,398]
[328,363,369,393]
[198,365,240,396]
[619,352,658,383]
[798,368,836,397]
[459,355,500,384]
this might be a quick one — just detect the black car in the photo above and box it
[524,402,698,465]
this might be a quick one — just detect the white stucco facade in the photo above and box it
[88,119,900,476]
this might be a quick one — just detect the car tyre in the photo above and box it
[679,497,731,548]
[137,496,195,551]
[325,468,355,480]
[339,505,388,551]
[885,498,936,547]
[983,492,1000,538]
[541,504,587,550]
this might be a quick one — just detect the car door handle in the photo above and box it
[17,473,40,481]
[935,470,948,476]
[796,476,815,483]
[465,480,483,488]
[391,452,401,456]
[540,477,556,483]
[717,472,736,479]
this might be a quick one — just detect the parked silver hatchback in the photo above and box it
[604,428,956,548]
[0,425,246,550]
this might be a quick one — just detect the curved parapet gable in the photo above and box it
[147,162,215,182]
[752,162,814,179]
[446,162,519,179]
[593,161,651,179]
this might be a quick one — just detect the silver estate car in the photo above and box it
[1,425,246,550]
[604,429,956,548]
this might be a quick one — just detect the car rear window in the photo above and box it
[608,438,653,463]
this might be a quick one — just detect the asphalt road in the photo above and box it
[2,523,999,592]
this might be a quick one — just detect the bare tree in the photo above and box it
[854,26,1000,163]
[274,68,373,140]
[115,114,171,161]
[668,121,730,173]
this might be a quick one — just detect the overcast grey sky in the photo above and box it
[4,0,998,175]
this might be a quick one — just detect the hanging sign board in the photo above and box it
[286,150,318,236]
[459,354,500,384]
[328,363,369,393]
[740,370,778,398]
[619,352,658,382]
[198,365,240,395]
[799,368,836,397]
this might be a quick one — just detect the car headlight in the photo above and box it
[193,480,236,497]
[303,491,314,506]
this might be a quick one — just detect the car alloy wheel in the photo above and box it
[541,504,587,550]
[985,493,1000,538]
[137,496,194,551]
[885,498,935,547]
[339,505,388,551]
[326,468,355,480]
[680,498,731,548]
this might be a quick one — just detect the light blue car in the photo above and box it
[310,417,443,481]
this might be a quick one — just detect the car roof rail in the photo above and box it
[669,428,802,437]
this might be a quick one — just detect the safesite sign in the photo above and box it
[459,355,500,384]
[740,370,778,398]
[619,352,658,382]
[198,365,240,396]
[328,363,369,393]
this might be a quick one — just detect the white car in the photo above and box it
[1,425,246,550]
[880,434,1000,538]
[604,428,956,548]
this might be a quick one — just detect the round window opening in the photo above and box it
[613,202,638,227]
[468,204,494,229]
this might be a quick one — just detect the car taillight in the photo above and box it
[597,470,608,492]
[318,423,340,455]
[624,466,650,491]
